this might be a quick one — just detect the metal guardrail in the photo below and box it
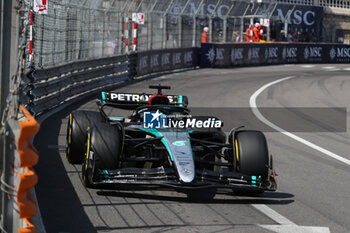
[21,54,137,117]
[20,47,199,117]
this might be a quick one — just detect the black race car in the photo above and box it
[66,85,277,200]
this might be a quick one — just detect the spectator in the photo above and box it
[305,32,312,42]
[233,31,240,42]
[287,31,294,42]
[201,27,209,43]
[111,37,118,54]
[258,24,264,41]
[246,25,253,42]
[297,32,304,42]
[277,30,286,42]
[253,23,261,42]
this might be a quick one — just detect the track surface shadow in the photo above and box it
[34,95,102,233]
[96,190,294,205]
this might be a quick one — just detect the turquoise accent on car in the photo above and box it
[179,95,183,107]
[101,92,106,103]
[102,170,111,181]
[172,140,186,146]
[108,116,124,120]
[251,175,257,187]
[139,128,174,161]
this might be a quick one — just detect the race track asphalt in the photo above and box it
[34,64,350,233]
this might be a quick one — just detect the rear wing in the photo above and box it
[100,92,188,109]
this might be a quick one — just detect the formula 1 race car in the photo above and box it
[66,85,277,200]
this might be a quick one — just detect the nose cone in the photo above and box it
[171,140,195,183]
[178,162,195,183]
[162,131,195,183]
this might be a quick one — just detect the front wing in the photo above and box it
[93,167,277,192]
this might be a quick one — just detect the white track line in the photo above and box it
[250,76,334,232]
[252,204,296,225]
[259,225,330,233]
[249,76,350,166]
[301,65,315,68]
[253,204,330,232]
[326,69,340,72]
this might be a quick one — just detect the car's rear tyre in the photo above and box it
[82,123,122,187]
[230,130,269,195]
[66,111,104,164]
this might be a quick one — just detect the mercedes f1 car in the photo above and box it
[66,85,277,200]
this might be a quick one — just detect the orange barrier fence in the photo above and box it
[17,105,40,233]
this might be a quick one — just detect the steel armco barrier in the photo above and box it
[22,54,134,117]
[20,48,199,117]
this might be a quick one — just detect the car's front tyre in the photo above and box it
[82,123,122,187]
[229,130,270,195]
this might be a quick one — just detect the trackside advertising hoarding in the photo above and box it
[200,43,350,68]
[137,48,199,76]
[270,4,324,40]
